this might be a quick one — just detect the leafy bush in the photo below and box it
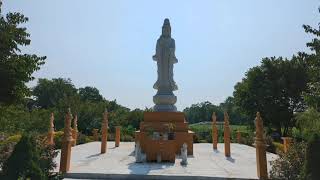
[301,134,320,180]
[0,105,51,134]
[240,132,254,146]
[1,134,45,179]
[270,141,307,180]
[53,131,64,149]
[0,134,20,169]
[1,134,60,179]
[272,142,284,153]
[121,134,134,142]
[265,135,277,153]
[296,108,320,140]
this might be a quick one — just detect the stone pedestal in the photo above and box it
[282,137,292,153]
[47,112,55,145]
[135,112,194,162]
[224,112,231,157]
[115,126,121,147]
[212,112,218,150]
[59,109,74,173]
[153,94,177,112]
[237,131,241,144]
[255,112,268,180]
[92,129,99,141]
[101,110,108,153]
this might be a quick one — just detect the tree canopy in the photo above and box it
[0,2,46,105]
[79,86,104,103]
[32,78,78,109]
[183,99,249,125]
[233,56,308,136]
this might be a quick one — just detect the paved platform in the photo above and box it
[54,142,278,179]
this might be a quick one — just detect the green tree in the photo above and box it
[126,108,144,129]
[296,108,320,140]
[302,10,320,110]
[79,86,104,102]
[219,96,249,125]
[32,78,78,109]
[233,56,308,136]
[0,2,46,105]
[183,101,223,124]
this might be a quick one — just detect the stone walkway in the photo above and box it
[55,142,278,179]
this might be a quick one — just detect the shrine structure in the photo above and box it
[135,19,194,162]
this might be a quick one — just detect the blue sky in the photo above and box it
[3,0,319,110]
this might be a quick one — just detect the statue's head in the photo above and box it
[161,18,171,38]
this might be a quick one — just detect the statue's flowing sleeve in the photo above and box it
[170,39,178,63]
[153,39,160,61]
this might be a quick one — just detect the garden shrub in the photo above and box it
[121,134,134,142]
[272,142,284,153]
[301,133,320,180]
[240,132,254,146]
[108,133,115,141]
[199,139,208,143]
[270,141,307,180]
[1,134,60,179]
[54,131,64,149]
[0,134,21,169]
[86,136,94,143]
[1,134,45,179]
[193,134,200,143]
[265,135,276,153]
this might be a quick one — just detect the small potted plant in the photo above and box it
[145,125,155,139]
[165,123,175,140]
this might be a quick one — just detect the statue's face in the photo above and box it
[162,26,171,38]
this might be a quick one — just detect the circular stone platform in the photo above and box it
[55,142,278,180]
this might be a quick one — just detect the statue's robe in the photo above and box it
[153,36,178,93]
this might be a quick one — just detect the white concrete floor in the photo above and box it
[55,142,278,179]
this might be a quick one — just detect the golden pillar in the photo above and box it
[255,112,268,180]
[47,112,55,145]
[101,109,108,153]
[115,126,121,147]
[59,108,74,173]
[282,137,292,153]
[224,112,231,157]
[212,112,218,150]
[72,114,78,146]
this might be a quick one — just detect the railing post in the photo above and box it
[101,109,108,153]
[212,112,218,150]
[255,112,268,180]
[59,108,74,173]
[47,112,55,145]
[224,112,231,157]
[115,126,121,147]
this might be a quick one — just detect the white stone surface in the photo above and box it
[55,142,278,179]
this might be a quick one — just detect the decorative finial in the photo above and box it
[255,112,264,138]
[64,108,73,141]
[224,112,230,126]
[103,109,108,121]
[49,112,54,131]
[212,112,216,124]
